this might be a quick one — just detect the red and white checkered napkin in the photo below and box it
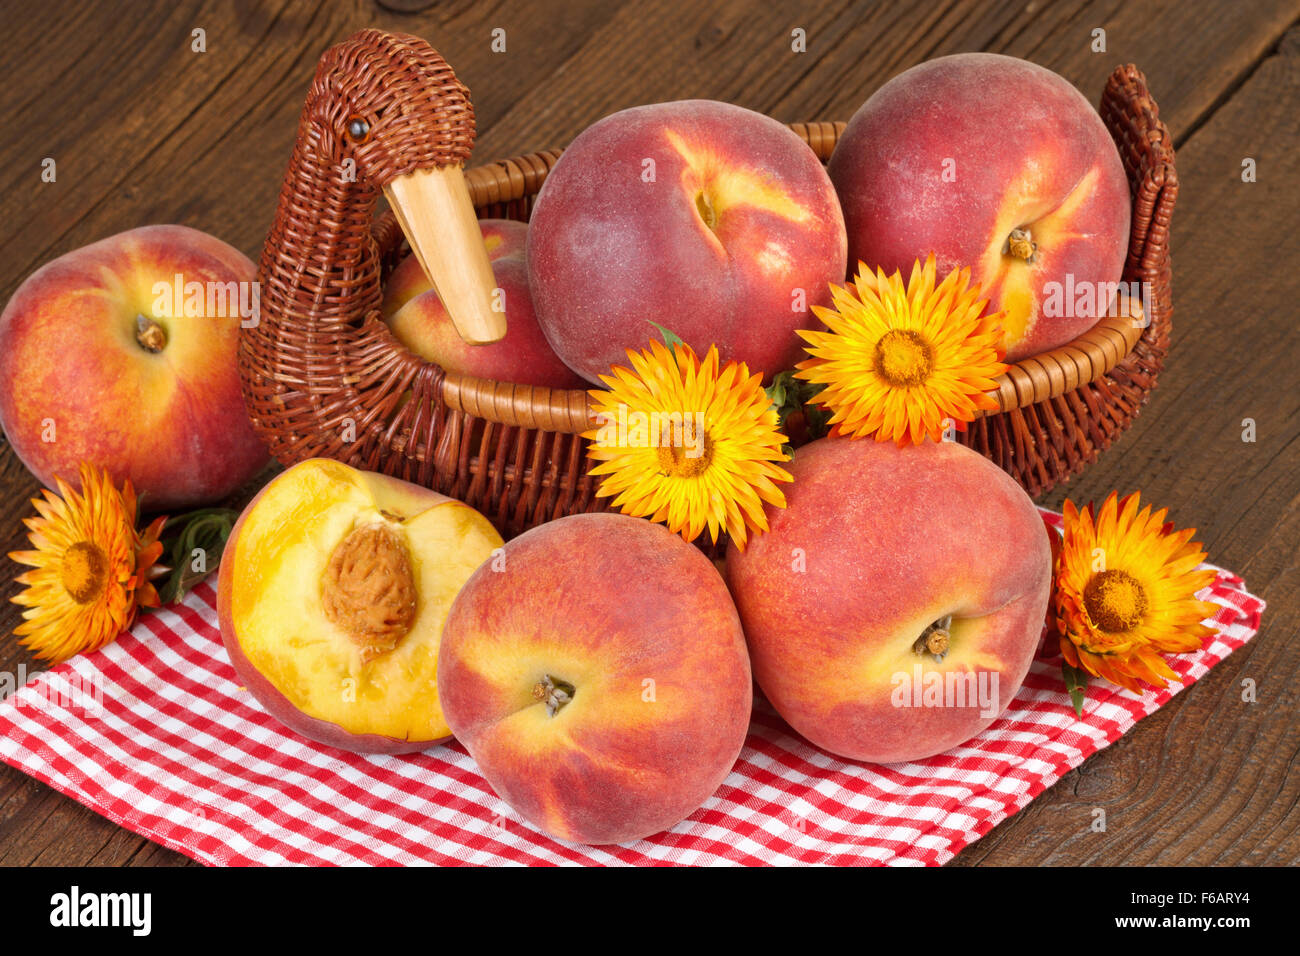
[0,510,1266,866]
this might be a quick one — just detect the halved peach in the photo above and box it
[216,458,503,754]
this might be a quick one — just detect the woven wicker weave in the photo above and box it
[242,30,1177,540]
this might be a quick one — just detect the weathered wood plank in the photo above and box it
[0,0,630,300]
[467,0,1300,159]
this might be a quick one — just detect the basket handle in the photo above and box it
[979,308,1145,418]
[442,372,593,433]
[440,305,1144,434]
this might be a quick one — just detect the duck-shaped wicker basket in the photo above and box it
[241,30,1177,540]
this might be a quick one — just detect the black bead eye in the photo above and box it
[346,116,371,143]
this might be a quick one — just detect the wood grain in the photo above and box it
[1,0,1297,866]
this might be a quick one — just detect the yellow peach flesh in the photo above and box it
[227,460,501,742]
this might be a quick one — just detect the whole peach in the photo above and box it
[527,99,847,383]
[438,512,753,844]
[0,224,269,509]
[383,219,583,389]
[725,437,1052,764]
[828,53,1130,360]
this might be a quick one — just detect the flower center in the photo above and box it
[1083,569,1148,633]
[873,329,935,387]
[655,425,715,478]
[60,541,109,605]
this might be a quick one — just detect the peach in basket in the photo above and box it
[217,458,502,754]
[525,98,848,384]
[829,52,1132,361]
[381,218,584,390]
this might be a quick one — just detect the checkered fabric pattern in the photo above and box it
[0,510,1265,865]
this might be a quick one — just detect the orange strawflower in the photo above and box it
[795,254,1007,446]
[1055,491,1219,693]
[9,463,165,663]
[585,340,791,549]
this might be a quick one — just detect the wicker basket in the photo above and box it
[242,42,1176,541]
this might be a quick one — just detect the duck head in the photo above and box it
[279,28,504,344]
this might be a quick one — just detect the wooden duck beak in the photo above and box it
[384,165,505,345]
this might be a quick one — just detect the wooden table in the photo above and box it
[0,0,1296,866]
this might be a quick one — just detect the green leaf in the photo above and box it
[764,370,831,451]
[645,321,684,351]
[764,372,788,409]
[156,507,240,605]
[764,370,800,418]
[1062,662,1090,717]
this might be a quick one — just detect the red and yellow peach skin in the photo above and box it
[527,100,847,383]
[381,219,584,389]
[725,437,1052,764]
[0,224,269,509]
[438,512,753,844]
[829,53,1131,361]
